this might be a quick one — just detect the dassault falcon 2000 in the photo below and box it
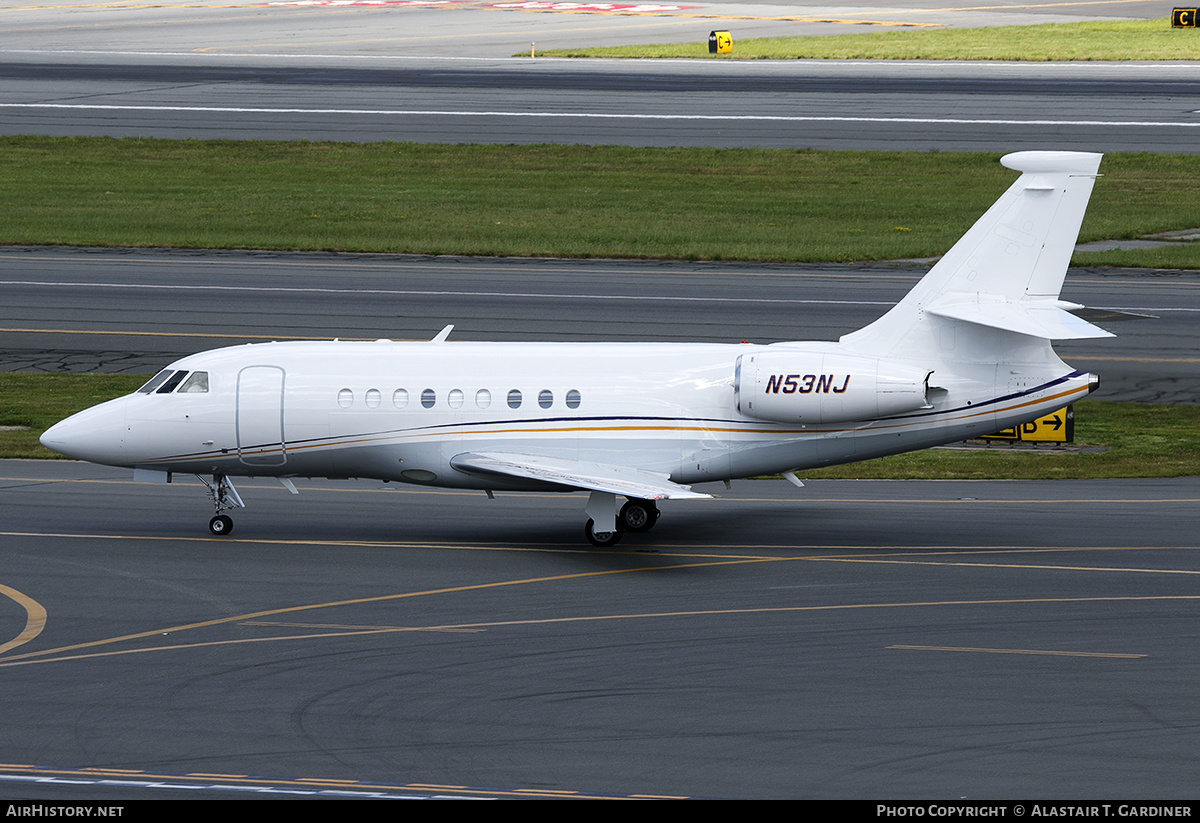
[42,151,1113,546]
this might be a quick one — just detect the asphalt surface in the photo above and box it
[3,461,1200,799]
[3,0,1198,801]
[2,54,1197,151]
[0,1,1195,150]
[2,246,1196,403]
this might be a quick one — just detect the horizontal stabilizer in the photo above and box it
[840,151,1106,356]
[451,452,713,500]
[926,294,1115,340]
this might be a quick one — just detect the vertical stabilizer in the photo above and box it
[840,151,1110,359]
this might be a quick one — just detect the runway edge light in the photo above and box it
[708,31,732,54]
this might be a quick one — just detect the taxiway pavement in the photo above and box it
[3,460,1200,798]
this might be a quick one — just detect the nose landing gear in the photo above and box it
[199,473,244,536]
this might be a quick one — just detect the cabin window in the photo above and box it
[137,370,175,394]
[337,388,353,408]
[421,388,436,409]
[178,371,209,394]
[507,389,522,409]
[393,388,409,409]
[448,389,464,409]
[538,389,553,409]
[365,388,381,408]
[566,389,581,409]
[156,370,189,394]
[476,388,491,409]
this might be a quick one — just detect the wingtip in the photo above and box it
[1000,151,1103,176]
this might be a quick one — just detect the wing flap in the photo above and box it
[450,452,712,500]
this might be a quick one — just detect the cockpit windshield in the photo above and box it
[156,371,189,394]
[136,370,209,395]
[137,370,175,394]
[178,372,209,393]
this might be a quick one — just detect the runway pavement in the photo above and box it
[3,460,1200,799]
[0,1,1194,150]
[2,246,1197,403]
[0,0,1172,59]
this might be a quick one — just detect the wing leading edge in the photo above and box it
[450,452,713,500]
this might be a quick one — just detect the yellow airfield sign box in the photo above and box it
[984,406,1075,443]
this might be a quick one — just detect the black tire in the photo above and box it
[620,499,659,533]
[209,515,233,536]
[584,518,623,547]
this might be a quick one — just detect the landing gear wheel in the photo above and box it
[209,515,233,536]
[620,499,660,533]
[584,518,623,547]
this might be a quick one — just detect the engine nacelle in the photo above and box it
[735,350,932,424]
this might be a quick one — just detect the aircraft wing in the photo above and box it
[450,452,713,500]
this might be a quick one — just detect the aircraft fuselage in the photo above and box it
[43,338,1094,490]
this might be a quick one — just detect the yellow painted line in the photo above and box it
[7,474,1200,508]
[1067,356,1200,364]
[0,554,780,666]
[4,589,1193,668]
[408,595,1200,632]
[243,619,482,632]
[0,763,646,799]
[10,529,1200,571]
[794,545,1200,557]
[828,557,1200,575]
[0,584,47,656]
[187,772,251,779]
[889,644,1144,658]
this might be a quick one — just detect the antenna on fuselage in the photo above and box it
[431,325,454,343]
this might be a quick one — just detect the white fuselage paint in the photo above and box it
[44,337,1093,491]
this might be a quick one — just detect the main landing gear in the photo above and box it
[199,473,245,536]
[583,494,661,547]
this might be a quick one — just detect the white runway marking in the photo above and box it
[2,103,1197,129]
[0,279,892,306]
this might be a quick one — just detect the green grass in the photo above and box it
[4,374,1199,479]
[798,401,1200,480]
[539,19,1200,61]
[0,373,146,458]
[1,138,1198,267]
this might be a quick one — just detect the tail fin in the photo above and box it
[840,151,1111,359]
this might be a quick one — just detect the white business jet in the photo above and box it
[41,151,1112,545]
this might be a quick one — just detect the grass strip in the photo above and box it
[3,373,1198,479]
[538,19,1200,61]
[1,138,1198,267]
[0,373,146,459]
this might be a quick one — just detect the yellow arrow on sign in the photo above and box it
[983,405,1074,443]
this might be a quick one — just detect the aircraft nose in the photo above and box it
[40,397,128,466]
